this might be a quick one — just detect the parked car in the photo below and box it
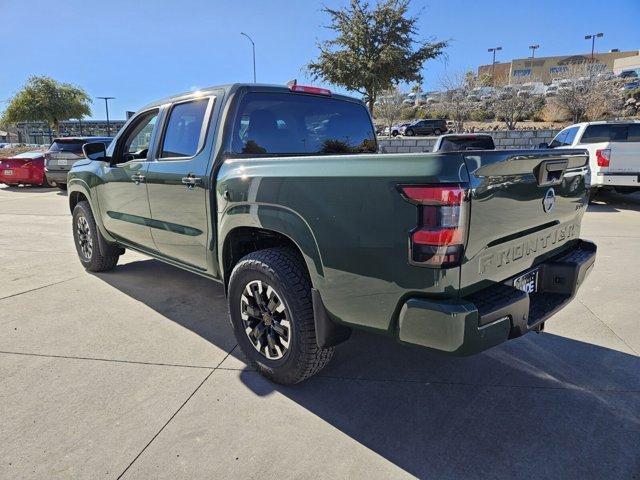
[403,119,448,136]
[432,134,495,152]
[0,150,53,187]
[68,82,596,384]
[383,122,410,137]
[547,120,640,202]
[44,137,113,190]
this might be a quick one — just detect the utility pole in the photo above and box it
[240,32,256,83]
[529,44,539,58]
[487,46,502,83]
[584,33,604,61]
[97,96,115,136]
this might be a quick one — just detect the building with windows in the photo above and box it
[15,119,126,145]
[478,50,639,84]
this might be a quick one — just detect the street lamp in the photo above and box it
[529,44,540,58]
[488,46,502,80]
[584,33,604,60]
[97,96,115,136]
[240,32,257,83]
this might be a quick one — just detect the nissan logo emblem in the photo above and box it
[543,188,556,213]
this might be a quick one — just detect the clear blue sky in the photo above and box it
[2,0,638,120]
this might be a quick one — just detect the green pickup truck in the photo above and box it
[68,83,596,384]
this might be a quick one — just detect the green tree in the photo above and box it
[1,76,91,134]
[307,0,447,112]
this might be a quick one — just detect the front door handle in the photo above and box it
[131,173,145,184]
[181,175,202,189]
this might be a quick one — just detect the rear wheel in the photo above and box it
[41,174,56,188]
[587,188,598,204]
[228,248,334,384]
[434,129,442,135]
[72,201,120,272]
[405,128,415,136]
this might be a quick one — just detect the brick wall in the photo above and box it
[378,129,561,153]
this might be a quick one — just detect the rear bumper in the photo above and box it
[397,240,596,355]
[0,168,42,184]
[593,172,640,188]
[44,169,69,184]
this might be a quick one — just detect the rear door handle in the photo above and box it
[131,173,145,184]
[181,175,202,189]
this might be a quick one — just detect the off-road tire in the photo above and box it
[72,201,120,272]
[228,247,334,384]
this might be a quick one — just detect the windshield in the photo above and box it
[48,140,85,154]
[230,92,377,155]
[438,136,495,152]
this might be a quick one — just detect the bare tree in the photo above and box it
[376,86,405,137]
[438,71,478,132]
[549,64,623,122]
[491,78,544,130]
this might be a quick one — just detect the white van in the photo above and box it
[550,121,640,202]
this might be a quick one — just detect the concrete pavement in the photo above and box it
[0,185,639,479]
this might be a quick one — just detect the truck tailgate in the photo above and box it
[460,149,589,294]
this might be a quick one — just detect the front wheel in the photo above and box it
[405,129,415,136]
[72,201,120,272]
[228,248,334,384]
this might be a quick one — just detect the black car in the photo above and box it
[403,119,448,137]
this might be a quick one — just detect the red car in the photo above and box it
[0,151,55,187]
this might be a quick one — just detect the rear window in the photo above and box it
[580,124,640,143]
[230,92,376,155]
[48,140,85,154]
[438,136,495,152]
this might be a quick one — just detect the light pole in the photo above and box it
[488,46,502,81]
[584,33,604,61]
[240,32,256,83]
[97,97,115,136]
[529,44,539,58]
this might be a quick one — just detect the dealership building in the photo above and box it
[14,120,126,145]
[478,49,640,84]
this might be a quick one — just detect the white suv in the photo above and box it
[549,121,640,202]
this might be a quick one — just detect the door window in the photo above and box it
[118,110,158,163]
[563,126,579,146]
[160,99,209,159]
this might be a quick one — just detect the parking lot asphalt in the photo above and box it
[1,185,639,480]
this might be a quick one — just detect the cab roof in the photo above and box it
[138,83,363,112]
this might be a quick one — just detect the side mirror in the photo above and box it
[83,142,107,161]
[538,142,550,149]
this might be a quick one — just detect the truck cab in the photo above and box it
[549,120,640,201]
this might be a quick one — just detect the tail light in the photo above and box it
[399,185,468,267]
[596,148,610,167]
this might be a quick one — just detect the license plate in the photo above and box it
[4,169,13,175]
[57,159,67,166]
[513,268,538,294]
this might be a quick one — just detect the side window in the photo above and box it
[564,127,579,146]
[118,110,158,163]
[580,124,610,144]
[160,99,209,159]
[549,129,569,148]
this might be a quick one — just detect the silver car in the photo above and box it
[44,137,112,190]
